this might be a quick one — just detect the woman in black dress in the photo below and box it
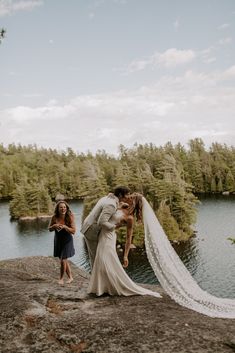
[49,201,76,284]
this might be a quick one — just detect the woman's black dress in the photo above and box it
[54,228,75,259]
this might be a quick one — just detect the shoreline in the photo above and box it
[18,215,52,222]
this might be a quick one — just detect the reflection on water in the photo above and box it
[172,236,200,276]
[123,237,200,286]
[124,248,158,285]
[191,194,235,298]
[17,218,50,235]
[1,195,235,298]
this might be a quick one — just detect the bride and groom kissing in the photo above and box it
[81,186,161,298]
[81,186,235,318]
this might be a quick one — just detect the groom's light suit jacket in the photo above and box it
[80,194,119,268]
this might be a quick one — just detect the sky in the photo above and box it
[0,0,235,155]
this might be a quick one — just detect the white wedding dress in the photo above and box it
[142,197,235,318]
[88,209,161,298]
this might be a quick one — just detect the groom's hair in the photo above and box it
[113,186,130,198]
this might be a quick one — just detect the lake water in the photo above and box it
[1,196,235,298]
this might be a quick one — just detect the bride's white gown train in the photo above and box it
[88,197,235,318]
[88,209,161,298]
[143,197,235,318]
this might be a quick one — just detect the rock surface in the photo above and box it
[0,256,235,353]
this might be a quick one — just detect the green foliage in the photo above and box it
[225,171,235,192]
[9,181,53,219]
[2,139,235,241]
[157,201,186,241]
[116,222,145,247]
[79,158,109,219]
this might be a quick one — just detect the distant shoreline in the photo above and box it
[18,215,52,222]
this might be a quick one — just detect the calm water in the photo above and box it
[1,196,235,298]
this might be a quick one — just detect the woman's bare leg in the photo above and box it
[58,259,66,284]
[65,260,73,283]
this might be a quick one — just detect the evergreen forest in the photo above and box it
[1,138,235,244]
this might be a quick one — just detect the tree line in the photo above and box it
[1,138,235,243]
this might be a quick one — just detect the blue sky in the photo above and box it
[0,0,235,154]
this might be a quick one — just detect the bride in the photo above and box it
[88,193,161,298]
[88,193,235,319]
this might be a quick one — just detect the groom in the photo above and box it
[81,186,130,269]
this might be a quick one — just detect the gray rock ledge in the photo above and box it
[0,256,234,353]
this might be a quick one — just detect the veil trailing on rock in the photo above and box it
[142,197,235,318]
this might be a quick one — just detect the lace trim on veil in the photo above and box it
[143,197,235,318]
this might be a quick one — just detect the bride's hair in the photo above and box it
[127,193,143,222]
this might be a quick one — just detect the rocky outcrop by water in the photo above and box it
[18,215,52,221]
[0,256,235,353]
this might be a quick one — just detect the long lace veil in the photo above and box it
[142,197,235,318]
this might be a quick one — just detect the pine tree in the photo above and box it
[9,181,53,219]
[157,201,184,241]
[225,170,235,192]
[211,177,217,193]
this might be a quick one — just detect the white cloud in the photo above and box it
[1,66,235,153]
[121,48,196,74]
[203,57,216,64]
[9,71,22,76]
[218,37,232,45]
[200,47,216,64]
[218,23,230,30]
[47,99,58,106]
[156,48,196,67]
[223,65,235,79]
[120,41,234,75]
[0,0,43,17]
[3,103,76,123]
[124,59,150,73]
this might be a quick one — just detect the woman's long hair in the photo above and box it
[53,201,73,226]
[127,193,143,222]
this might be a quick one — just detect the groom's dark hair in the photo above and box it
[113,186,130,198]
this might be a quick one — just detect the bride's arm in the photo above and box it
[123,216,134,268]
